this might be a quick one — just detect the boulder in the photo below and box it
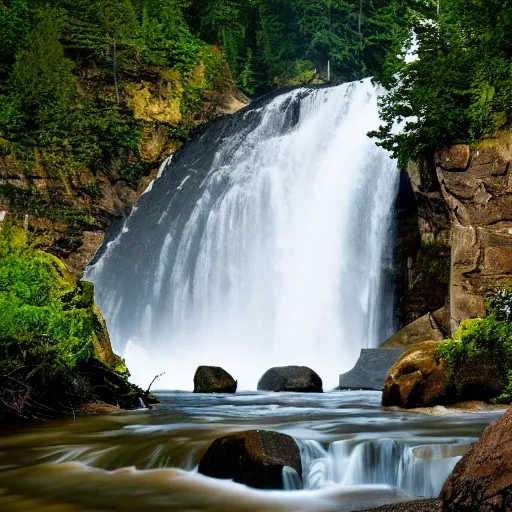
[339,349,403,391]
[381,308,449,349]
[437,144,471,171]
[198,429,302,489]
[257,366,322,392]
[382,341,507,408]
[440,408,512,511]
[193,366,237,393]
[382,342,453,408]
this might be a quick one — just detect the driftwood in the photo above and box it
[146,372,166,394]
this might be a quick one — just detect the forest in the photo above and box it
[0,0,432,186]
[2,0,510,176]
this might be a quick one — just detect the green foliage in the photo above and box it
[437,286,512,404]
[8,8,75,146]
[0,223,143,422]
[0,224,97,368]
[0,0,30,87]
[372,0,512,167]
[487,286,512,323]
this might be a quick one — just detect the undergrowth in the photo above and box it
[437,285,512,404]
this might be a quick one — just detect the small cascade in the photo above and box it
[297,437,471,497]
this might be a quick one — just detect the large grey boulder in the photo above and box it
[198,429,302,489]
[339,349,403,391]
[193,366,237,393]
[257,366,322,392]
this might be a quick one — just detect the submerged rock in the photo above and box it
[193,366,237,393]
[198,430,302,489]
[441,407,512,511]
[382,342,453,408]
[257,366,323,392]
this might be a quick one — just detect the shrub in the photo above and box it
[437,286,512,404]
[0,223,137,423]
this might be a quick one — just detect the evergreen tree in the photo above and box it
[0,0,30,88]
[10,8,75,145]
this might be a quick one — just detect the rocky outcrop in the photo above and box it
[382,341,507,408]
[193,366,237,393]
[440,408,512,511]
[198,430,302,489]
[339,349,403,391]
[257,366,323,392]
[0,164,139,277]
[382,308,450,349]
[436,134,512,329]
[396,134,512,335]
[382,342,453,408]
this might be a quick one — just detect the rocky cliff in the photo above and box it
[436,133,512,329]
[0,69,248,278]
[394,132,512,339]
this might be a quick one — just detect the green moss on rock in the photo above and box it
[0,222,144,424]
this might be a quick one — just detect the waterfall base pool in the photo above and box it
[0,391,502,512]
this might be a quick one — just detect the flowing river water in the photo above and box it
[0,391,503,511]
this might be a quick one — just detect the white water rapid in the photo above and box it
[86,78,399,390]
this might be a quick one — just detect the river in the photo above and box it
[0,391,502,511]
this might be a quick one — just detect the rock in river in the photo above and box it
[257,366,323,392]
[198,429,302,489]
[441,407,512,511]
[382,341,452,408]
[193,366,237,393]
[382,340,507,408]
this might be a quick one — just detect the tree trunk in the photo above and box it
[358,0,363,38]
[112,40,119,104]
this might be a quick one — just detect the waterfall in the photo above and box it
[86,78,399,390]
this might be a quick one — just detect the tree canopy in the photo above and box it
[372,0,512,167]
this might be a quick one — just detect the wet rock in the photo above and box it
[435,134,512,325]
[358,499,441,512]
[339,349,403,391]
[198,429,302,489]
[257,366,322,392]
[77,358,143,410]
[382,341,507,408]
[382,342,453,408]
[193,366,237,393]
[382,308,449,349]
[440,408,512,511]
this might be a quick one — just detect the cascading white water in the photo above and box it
[295,437,473,497]
[86,78,399,390]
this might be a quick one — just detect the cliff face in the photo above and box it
[0,71,248,278]
[398,132,512,336]
[436,134,512,328]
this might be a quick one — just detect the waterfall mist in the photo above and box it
[86,78,399,390]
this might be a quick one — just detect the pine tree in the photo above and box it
[11,8,75,144]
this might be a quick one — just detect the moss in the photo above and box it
[0,222,142,423]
